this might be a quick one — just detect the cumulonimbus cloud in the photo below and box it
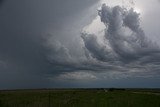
[47,3,160,81]
[82,4,160,64]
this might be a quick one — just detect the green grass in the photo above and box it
[0,89,160,107]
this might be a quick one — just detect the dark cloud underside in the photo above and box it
[0,0,98,89]
[0,0,160,89]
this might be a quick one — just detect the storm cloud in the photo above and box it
[82,4,160,63]
[0,0,99,89]
[0,0,160,89]
[80,4,160,82]
[50,3,160,86]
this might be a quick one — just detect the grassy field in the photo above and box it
[0,88,160,107]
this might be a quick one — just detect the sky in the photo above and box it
[0,0,160,89]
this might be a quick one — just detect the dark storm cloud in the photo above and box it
[0,0,4,5]
[0,0,98,89]
[0,0,160,89]
[44,34,73,65]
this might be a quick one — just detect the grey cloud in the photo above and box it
[45,35,71,64]
[0,0,160,89]
[0,0,99,89]
[76,3,160,82]
[48,4,160,82]
[83,4,160,63]
[0,0,4,6]
[81,33,114,61]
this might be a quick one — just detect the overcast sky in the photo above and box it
[0,0,160,89]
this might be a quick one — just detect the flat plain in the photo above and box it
[0,88,160,107]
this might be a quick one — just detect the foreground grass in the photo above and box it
[0,89,160,107]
